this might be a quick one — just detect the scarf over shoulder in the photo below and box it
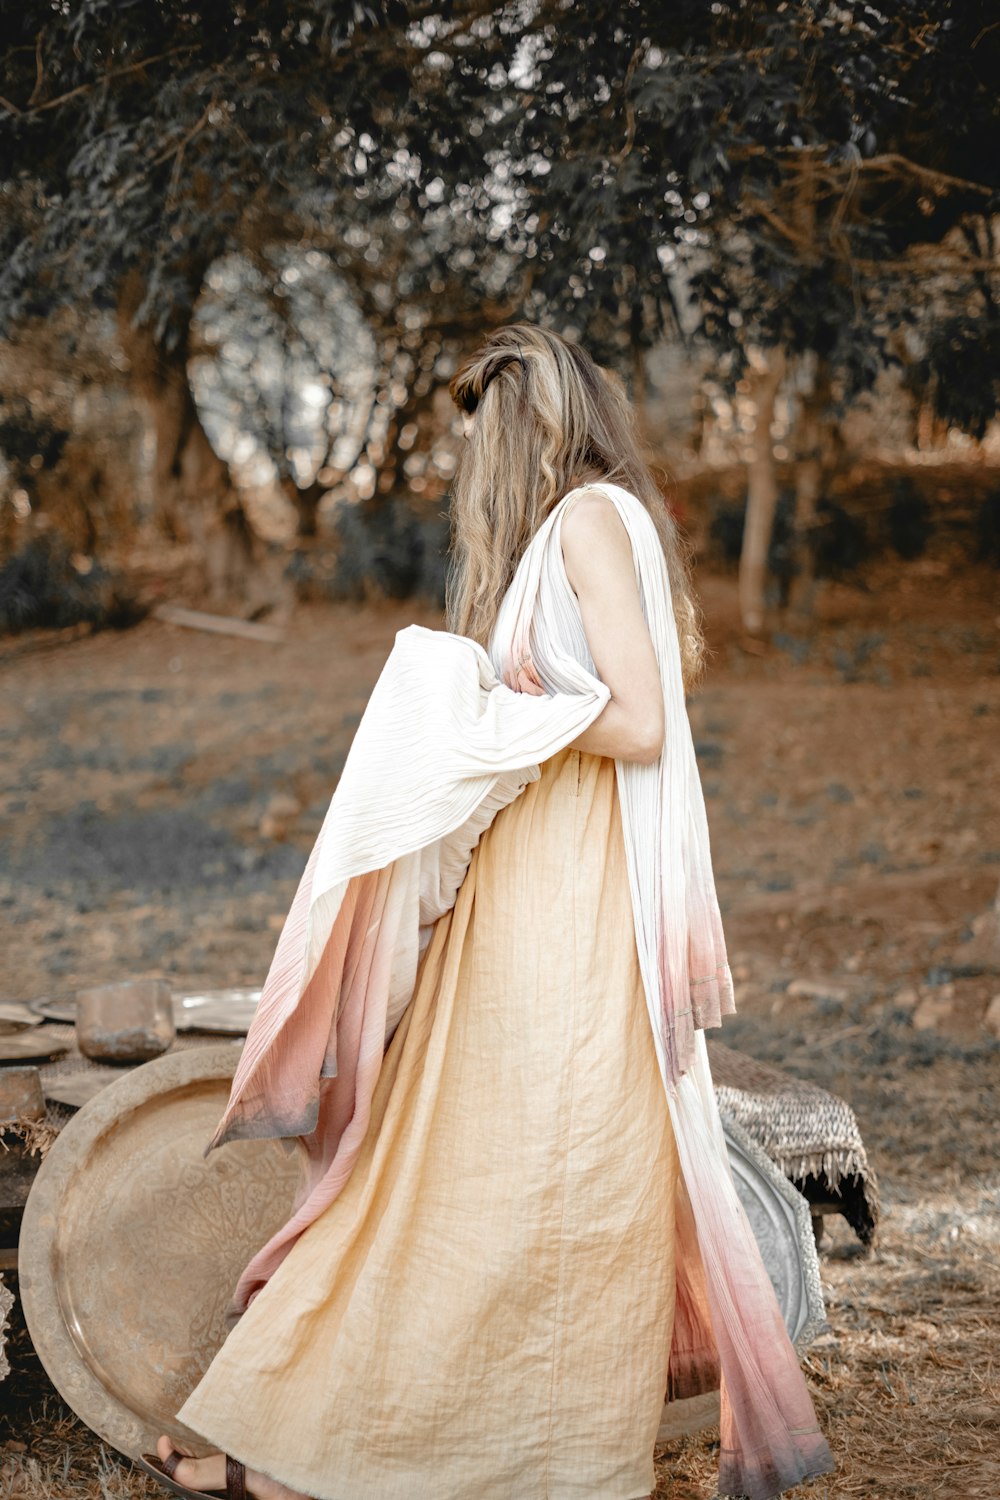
[207,481,834,1500]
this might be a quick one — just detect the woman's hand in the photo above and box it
[559,490,665,763]
[513,652,546,696]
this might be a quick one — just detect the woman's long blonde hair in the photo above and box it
[445,323,704,690]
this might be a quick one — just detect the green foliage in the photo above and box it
[976,489,1000,567]
[911,316,1000,442]
[0,395,68,492]
[1,0,997,435]
[709,491,870,581]
[887,478,932,561]
[480,2,999,383]
[0,532,145,634]
[327,498,448,602]
[1,0,416,343]
[1,0,547,361]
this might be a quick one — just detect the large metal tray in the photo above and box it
[19,1046,308,1460]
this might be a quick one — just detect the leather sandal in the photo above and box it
[136,1449,247,1500]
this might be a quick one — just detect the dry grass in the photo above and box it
[2,572,998,1498]
[4,1191,997,1499]
[0,1399,158,1499]
[1,1117,60,1160]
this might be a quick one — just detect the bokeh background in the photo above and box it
[1,4,998,1497]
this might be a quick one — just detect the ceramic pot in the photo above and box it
[75,978,176,1064]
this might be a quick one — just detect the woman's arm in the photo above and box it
[556,489,665,764]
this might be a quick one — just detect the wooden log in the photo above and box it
[152,604,285,644]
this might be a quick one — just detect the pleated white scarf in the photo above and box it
[489,481,735,1083]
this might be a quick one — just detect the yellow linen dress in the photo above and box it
[177,745,679,1500]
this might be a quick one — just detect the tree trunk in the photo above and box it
[117,277,288,613]
[787,357,833,620]
[279,475,329,539]
[739,346,786,637]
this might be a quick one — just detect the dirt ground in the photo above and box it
[1,555,998,1500]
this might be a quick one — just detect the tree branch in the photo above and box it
[850,153,995,198]
[9,46,198,117]
[741,194,813,252]
[727,142,995,199]
[27,28,46,109]
[608,43,644,167]
[852,251,999,275]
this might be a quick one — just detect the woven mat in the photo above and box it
[709,1040,879,1244]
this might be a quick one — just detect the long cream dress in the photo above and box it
[177,744,679,1500]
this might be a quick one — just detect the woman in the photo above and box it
[143,325,832,1500]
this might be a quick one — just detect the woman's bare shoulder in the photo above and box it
[560,486,634,565]
[560,487,637,595]
[560,486,630,543]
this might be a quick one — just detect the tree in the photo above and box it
[2,2,997,619]
[485,0,999,629]
[191,248,377,538]
[0,2,508,587]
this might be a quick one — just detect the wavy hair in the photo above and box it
[445,323,704,690]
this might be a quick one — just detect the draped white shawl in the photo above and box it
[209,482,833,1500]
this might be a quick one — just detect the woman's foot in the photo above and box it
[154,1434,311,1500]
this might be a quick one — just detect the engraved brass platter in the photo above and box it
[29,987,261,1034]
[19,1045,309,1460]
